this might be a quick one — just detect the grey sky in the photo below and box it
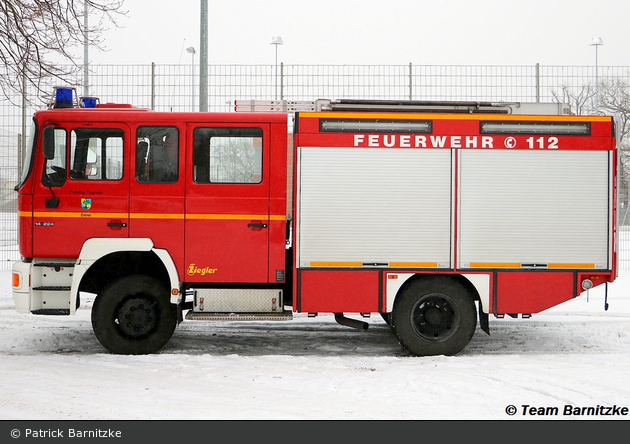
[90,0,629,67]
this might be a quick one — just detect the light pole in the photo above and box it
[83,1,89,97]
[271,36,283,100]
[186,46,196,111]
[590,37,603,113]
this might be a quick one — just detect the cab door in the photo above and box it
[129,125,185,273]
[33,124,129,258]
[184,124,270,283]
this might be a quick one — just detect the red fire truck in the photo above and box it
[12,88,619,356]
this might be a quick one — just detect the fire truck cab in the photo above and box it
[12,89,619,356]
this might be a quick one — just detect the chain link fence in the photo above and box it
[1,63,629,269]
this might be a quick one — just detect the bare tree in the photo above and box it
[0,0,126,102]
[551,80,630,212]
[551,83,596,116]
[599,78,630,141]
[598,78,630,215]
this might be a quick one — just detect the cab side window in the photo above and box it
[69,128,124,180]
[136,126,179,183]
[192,127,263,184]
[42,128,67,187]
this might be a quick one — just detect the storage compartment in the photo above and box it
[297,147,453,269]
[458,150,611,269]
[192,288,283,313]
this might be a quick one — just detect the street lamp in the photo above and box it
[271,36,283,100]
[186,46,196,111]
[590,37,603,113]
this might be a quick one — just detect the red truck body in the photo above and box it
[12,92,618,356]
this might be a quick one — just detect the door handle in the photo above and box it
[248,221,268,229]
[108,220,127,229]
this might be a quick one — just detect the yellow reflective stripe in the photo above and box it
[33,212,127,218]
[131,213,184,220]
[185,214,286,221]
[389,262,439,268]
[548,263,596,269]
[309,262,364,267]
[28,212,286,221]
[468,262,596,269]
[301,112,610,122]
[308,261,439,268]
[469,262,522,268]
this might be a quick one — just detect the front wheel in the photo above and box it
[391,276,477,356]
[91,275,177,354]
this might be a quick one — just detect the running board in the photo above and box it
[32,309,70,315]
[185,311,293,321]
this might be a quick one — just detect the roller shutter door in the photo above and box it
[458,149,610,269]
[297,147,452,268]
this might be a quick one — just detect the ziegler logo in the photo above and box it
[187,264,218,276]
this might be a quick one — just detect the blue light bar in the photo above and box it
[80,97,99,108]
[53,87,75,109]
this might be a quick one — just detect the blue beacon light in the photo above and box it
[80,97,99,108]
[53,87,75,108]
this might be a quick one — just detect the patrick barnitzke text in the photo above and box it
[22,428,121,438]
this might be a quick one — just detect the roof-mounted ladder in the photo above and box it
[235,99,571,115]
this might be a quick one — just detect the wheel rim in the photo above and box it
[410,293,460,342]
[114,296,158,338]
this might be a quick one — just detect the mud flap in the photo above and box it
[479,301,490,335]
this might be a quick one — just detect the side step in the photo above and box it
[34,262,76,270]
[30,261,75,313]
[32,286,71,291]
[32,309,70,315]
[185,311,293,321]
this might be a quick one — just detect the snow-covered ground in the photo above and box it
[1,269,629,421]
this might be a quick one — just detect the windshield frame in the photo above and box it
[15,118,37,191]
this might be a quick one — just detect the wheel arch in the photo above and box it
[69,238,180,313]
[386,272,488,313]
[390,273,480,356]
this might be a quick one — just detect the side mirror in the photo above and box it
[43,126,55,160]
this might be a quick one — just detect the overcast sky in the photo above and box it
[88,0,630,67]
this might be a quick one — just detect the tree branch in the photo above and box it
[0,0,126,104]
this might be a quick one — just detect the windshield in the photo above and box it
[15,118,37,190]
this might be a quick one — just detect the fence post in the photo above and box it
[21,70,26,160]
[409,62,413,100]
[280,62,285,101]
[536,63,540,103]
[151,62,155,110]
[200,0,209,112]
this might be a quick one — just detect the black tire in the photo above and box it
[391,276,476,356]
[91,275,177,354]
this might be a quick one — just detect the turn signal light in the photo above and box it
[12,272,20,288]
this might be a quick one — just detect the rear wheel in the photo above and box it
[91,275,177,354]
[391,276,476,356]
